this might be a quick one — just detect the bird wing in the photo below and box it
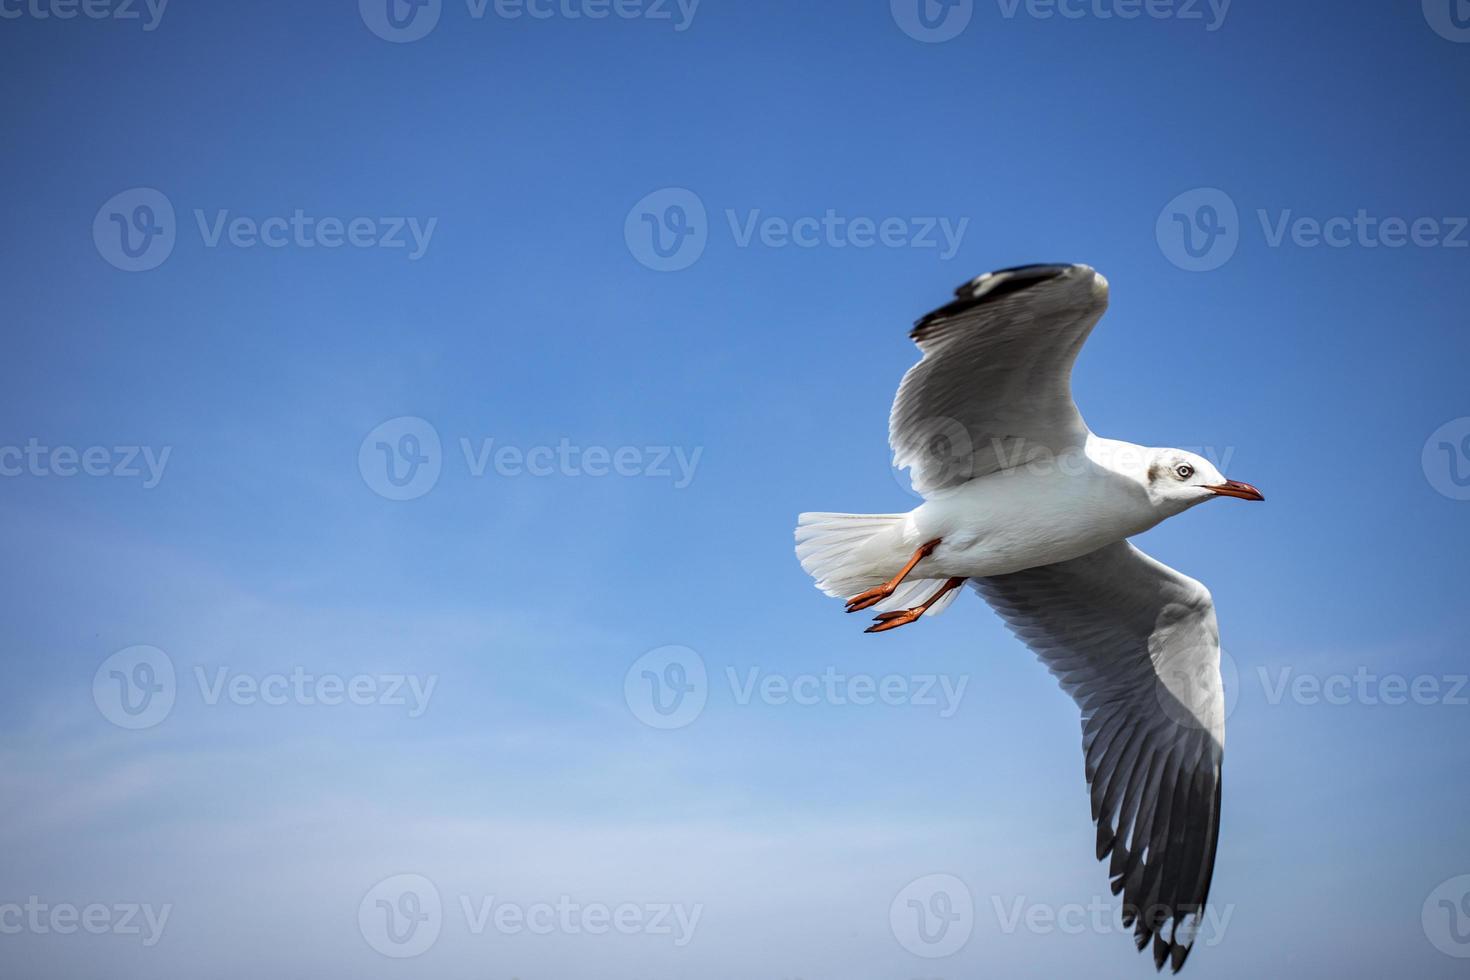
[971,539,1226,973]
[889,264,1109,495]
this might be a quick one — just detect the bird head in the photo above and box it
[1145,449,1264,512]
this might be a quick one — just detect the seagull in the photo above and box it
[794,264,1262,972]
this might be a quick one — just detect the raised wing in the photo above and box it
[972,540,1226,972]
[890,264,1109,495]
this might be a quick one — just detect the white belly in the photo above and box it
[902,466,1158,579]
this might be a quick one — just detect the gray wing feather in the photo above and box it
[972,540,1226,973]
[889,264,1109,495]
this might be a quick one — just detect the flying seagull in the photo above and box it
[794,264,1262,971]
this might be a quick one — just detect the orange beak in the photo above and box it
[1206,480,1265,501]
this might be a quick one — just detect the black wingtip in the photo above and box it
[1171,939,1193,972]
[912,263,1078,334]
[986,262,1076,278]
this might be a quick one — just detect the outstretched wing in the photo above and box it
[890,264,1109,495]
[972,540,1226,973]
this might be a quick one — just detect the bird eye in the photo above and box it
[1175,464,1195,481]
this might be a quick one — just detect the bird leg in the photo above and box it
[845,538,943,613]
[865,577,966,634]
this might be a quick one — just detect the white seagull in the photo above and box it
[794,264,1262,972]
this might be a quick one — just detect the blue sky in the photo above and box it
[2,1,1470,976]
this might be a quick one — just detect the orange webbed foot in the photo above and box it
[864,609,923,633]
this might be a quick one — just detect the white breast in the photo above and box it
[910,444,1160,579]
